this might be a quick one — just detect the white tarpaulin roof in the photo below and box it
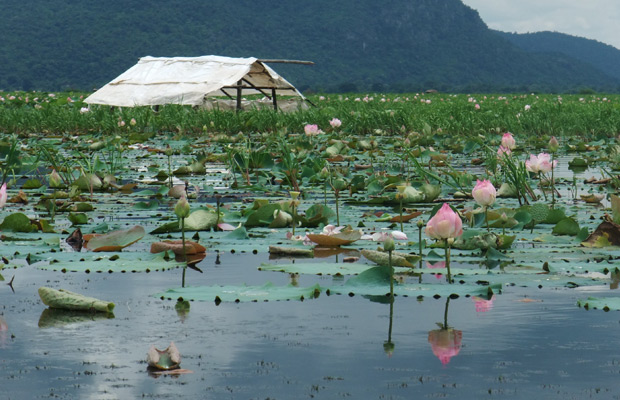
[84,55,305,107]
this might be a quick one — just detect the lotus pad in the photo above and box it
[33,252,184,273]
[155,282,322,303]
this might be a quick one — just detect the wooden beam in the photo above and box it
[242,78,271,100]
[258,59,315,65]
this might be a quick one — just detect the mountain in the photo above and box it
[1,0,619,93]
[498,31,620,82]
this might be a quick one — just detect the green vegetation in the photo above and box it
[1,0,619,93]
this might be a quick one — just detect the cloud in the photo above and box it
[461,0,620,49]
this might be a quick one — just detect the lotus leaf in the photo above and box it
[86,225,145,251]
[155,282,322,303]
[38,287,114,313]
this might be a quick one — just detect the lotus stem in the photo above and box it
[181,217,187,288]
[551,154,555,208]
[335,190,340,226]
[388,250,394,298]
[292,202,296,235]
[445,240,453,284]
[399,196,404,233]
[485,206,489,232]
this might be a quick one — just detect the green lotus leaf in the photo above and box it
[578,297,620,311]
[33,251,183,273]
[156,282,322,303]
[86,225,145,251]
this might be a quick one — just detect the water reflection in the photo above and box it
[383,297,395,357]
[0,316,8,348]
[37,308,114,328]
[428,297,462,366]
[472,294,496,312]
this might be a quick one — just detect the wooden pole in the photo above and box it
[236,79,242,112]
[272,88,278,111]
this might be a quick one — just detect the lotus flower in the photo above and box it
[472,180,496,207]
[329,118,342,129]
[501,132,516,150]
[174,195,190,219]
[425,203,463,240]
[304,124,321,136]
[525,153,556,174]
[322,224,344,236]
[497,145,511,157]
[365,230,408,241]
[0,183,7,208]
[428,328,462,366]
[548,136,559,153]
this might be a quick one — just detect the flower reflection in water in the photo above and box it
[428,297,462,366]
[425,261,445,281]
[472,294,496,312]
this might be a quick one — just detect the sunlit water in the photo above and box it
[2,250,620,400]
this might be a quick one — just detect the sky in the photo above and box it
[460,0,620,50]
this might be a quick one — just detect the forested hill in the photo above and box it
[498,31,620,82]
[1,0,619,93]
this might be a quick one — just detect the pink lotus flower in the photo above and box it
[474,103,480,110]
[369,230,408,242]
[322,224,344,236]
[525,153,556,174]
[425,203,463,240]
[0,183,7,208]
[329,118,342,129]
[497,145,511,157]
[501,132,516,150]
[304,124,320,136]
[472,180,496,207]
[428,328,463,365]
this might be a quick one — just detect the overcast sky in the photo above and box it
[460,0,620,50]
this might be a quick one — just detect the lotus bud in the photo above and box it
[174,196,190,219]
[0,183,6,208]
[471,179,496,207]
[383,237,395,252]
[501,132,516,150]
[49,169,62,188]
[425,203,463,240]
[417,219,425,229]
[548,136,559,153]
[332,178,347,191]
[165,145,173,157]
[318,167,330,180]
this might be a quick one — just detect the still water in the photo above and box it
[2,249,620,400]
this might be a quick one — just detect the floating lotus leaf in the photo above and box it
[38,287,114,313]
[577,297,620,311]
[552,218,580,236]
[86,225,145,251]
[0,213,37,233]
[155,282,322,303]
[581,194,605,204]
[259,262,409,276]
[328,266,501,298]
[150,240,206,256]
[307,230,362,246]
[33,251,183,273]
[361,249,418,268]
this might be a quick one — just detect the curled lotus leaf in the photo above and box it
[38,287,115,313]
[85,225,145,252]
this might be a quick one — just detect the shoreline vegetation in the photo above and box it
[0,91,618,138]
